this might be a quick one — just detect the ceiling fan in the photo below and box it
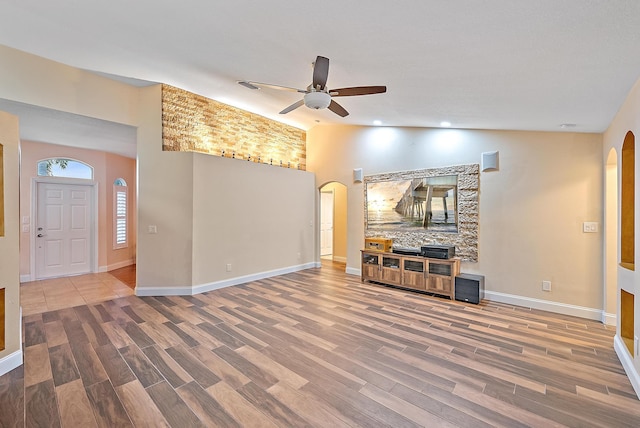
[238,56,386,117]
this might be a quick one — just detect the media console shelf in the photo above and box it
[361,250,460,299]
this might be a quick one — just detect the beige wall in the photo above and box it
[191,154,316,286]
[0,111,21,373]
[137,85,317,293]
[0,45,139,127]
[19,141,136,278]
[307,125,604,311]
[136,85,195,289]
[603,77,640,395]
[0,46,318,295]
[320,182,347,262]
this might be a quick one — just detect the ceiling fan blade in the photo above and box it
[330,86,387,97]
[328,100,349,117]
[238,81,307,93]
[312,56,329,90]
[279,99,305,114]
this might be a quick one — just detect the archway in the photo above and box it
[604,148,618,325]
[319,182,348,269]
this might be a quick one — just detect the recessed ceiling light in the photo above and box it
[440,121,451,127]
[373,120,382,126]
[559,123,576,128]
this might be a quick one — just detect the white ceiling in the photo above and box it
[2,1,640,157]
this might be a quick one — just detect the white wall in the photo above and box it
[307,125,604,315]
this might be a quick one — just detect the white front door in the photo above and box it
[320,191,334,256]
[35,181,93,279]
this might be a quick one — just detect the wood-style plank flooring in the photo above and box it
[2,261,640,427]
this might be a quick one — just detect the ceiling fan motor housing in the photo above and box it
[304,91,331,109]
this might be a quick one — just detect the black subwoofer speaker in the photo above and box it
[455,273,485,304]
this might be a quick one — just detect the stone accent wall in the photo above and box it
[162,85,306,169]
[364,164,479,262]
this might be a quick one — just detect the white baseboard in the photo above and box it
[332,256,347,263]
[106,259,135,272]
[21,259,135,281]
[614,335,640,399]
[345,267,361,276]
[484,291,603,321]
[0,306,23,377]
[135,262,318,296]
[603,312,617,326]
[0,350,23,377]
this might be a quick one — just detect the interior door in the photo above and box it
[35,181,93,279]
[320,191,334,256]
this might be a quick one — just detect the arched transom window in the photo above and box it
[37,158,93,179]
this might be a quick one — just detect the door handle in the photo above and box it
[37,233,45,238]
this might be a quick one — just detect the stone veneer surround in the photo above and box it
[161,84,306,169]
[364,164,479,262]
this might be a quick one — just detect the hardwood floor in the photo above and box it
[109,265,136,290]
[2,261,640,427]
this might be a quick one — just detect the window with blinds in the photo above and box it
[114,179,128,249]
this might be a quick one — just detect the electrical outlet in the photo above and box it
[226,263,232,272]
[583,222,598,233]
[542,280,551,291]
[148,225,157,234]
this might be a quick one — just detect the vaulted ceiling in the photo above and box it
[2,1,640,157]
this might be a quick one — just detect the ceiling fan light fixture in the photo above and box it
[304,91,331,110]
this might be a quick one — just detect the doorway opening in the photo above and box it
[319,182,347,268]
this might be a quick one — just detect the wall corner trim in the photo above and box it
[603,312,617,326]
[0,350,23,377]
[614,334,640,399]
[484,291,603,321]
